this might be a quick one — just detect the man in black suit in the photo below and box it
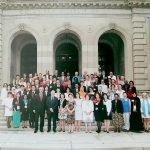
[99,70,108,84]
[33,87,47,133]
[94,77,100,92]
[19,85,27,98]
[73,83,80,98]
[98,86,105,99]
[46,90,58,133]
[43,70,50,80]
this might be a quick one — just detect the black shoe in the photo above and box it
[103,130,107,132]
[34,130,37,133]
[40,129,44,132]
[53,130,56,133]
[47,130,51,132]
[96,129,100,133]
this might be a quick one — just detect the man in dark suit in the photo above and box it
[46,90,58,133]
[43,70,50,80]
[123,80,129,92]
[33,87,46,133]
[59,72,66,85]
[19,85,27,98]
[52,70,59,80]
[98,86,105,99]
[73,83,80,98]
[94,77,100,92]
[56,80,63,93]
[99,70,108,84]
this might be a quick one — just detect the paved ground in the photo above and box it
[0,130,150,150]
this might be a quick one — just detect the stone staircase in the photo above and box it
[0,99,111,131]
[0,90,149,131]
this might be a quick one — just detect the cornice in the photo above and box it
[0,0,149,9]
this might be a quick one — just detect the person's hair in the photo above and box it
[60,93,65,98]
[85,93,89,98]
[68,93,73,97]
[123,92,127,94]
[66,87,71,92]
[44,85,49,91]
[95,92,100,98]
[129,81,134,85]
[8,92,12,95]
[20,85,24,87]
[103,93,109,99]
[114,93,119,96]
[3,83,8,87]
[76,92,81,98]
[142,92,148,98]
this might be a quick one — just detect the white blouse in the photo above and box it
[103,99,112,113]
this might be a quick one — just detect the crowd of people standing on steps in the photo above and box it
[0,70,149,133]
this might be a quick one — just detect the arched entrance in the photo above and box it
[98,31,124,76]
[11,33,37,80]
[54,33,81,76]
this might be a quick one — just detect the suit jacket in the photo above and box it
[43,74,50,79]
[98,91,105,100]
[26,78,32,83]
[59,76,66,84]
[123,84,129,92]
[19,90,27,98]
[46,96,58,114]
[58,99,67,108]
[53,74,60,80]
[94,82,100,92]
[33,94,47,113]
[72,88,80,98]
[99,75,108,84]
[44,91,50,98]
[112,100,123,114]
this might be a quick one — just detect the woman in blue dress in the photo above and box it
[140,93,150,132]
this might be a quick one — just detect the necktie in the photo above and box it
[40,95,42,102]
[51,97,53,101]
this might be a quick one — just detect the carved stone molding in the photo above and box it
[109,23,116,30]
[1,1,150,10]
[18,23,25,30]
[64,22,70,30]
[87,25,93,33]
[41,25,47,33]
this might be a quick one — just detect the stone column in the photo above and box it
[0,9,2,89]
[132,16,148,90]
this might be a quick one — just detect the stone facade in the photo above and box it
[0,0,150,90]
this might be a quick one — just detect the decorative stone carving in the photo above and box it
[87,25,93,33]
[18,23,25,30]
[41,25,47,33]
[109,23,116,29]
[64,22,70,30]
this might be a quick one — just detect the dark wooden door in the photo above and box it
[21,44,37,76]
[56,43,79,76]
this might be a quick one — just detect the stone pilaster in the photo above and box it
[132,16,148,90]
[0,10,2,89]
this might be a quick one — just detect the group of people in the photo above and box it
[0,70,149,133]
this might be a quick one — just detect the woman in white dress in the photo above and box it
[82,94,94,133]
[74,92,82,132]
[140,93,150,132]
[3,92,13,128]
[1,83,8,105]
